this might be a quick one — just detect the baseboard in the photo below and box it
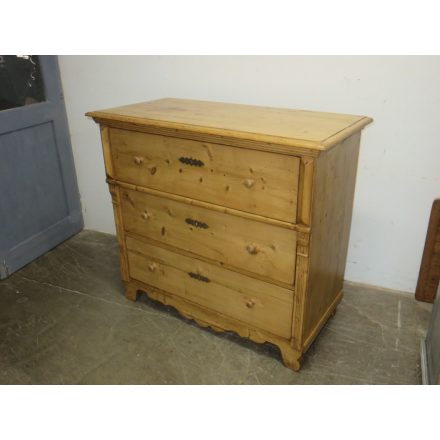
[343,280,413,296]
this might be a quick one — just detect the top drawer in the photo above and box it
[108,128,300,223]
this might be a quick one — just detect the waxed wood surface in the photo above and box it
[126,236,294,338]
[87,98,372,152]
[120,187,297,285]
[89,97,371,371]
[109,178,304,232]
[302,133,361,342]
[109,127,300,222]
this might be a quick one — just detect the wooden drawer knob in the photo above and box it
[246,244,260,255]
[148,262,157,272]
[243,178,255,189]
[246,299,255,309]
[141,211,150,220]
[133,156,144,165]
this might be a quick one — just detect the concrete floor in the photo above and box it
[0,230,432,384]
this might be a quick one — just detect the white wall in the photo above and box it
[58,56,440,293]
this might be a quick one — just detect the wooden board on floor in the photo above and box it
[416,199,440,303]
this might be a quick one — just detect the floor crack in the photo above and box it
[16,275,153,315]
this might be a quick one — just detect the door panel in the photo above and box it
[0,56,83,278]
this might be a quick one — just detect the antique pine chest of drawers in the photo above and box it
[87,98,372,371]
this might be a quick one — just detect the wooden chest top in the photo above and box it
[86,98,372,155]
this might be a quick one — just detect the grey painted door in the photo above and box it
[0,55,83,279]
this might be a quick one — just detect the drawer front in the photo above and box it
[109,128,300,223]
[126,237,294,338]
[120,188,297,284]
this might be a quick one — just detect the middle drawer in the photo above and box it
[120,188,297,285]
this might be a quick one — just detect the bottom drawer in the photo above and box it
[126,236,294,338]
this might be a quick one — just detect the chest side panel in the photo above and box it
[302,132,362,347]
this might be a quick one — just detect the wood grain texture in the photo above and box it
[87,98,372,153]
[91,119,323,158]
[126,236,294,338]
[89,98,371,371]
[302,133,362,342]
[109,127,300,222]
[107,179,309,232]
[302,289,343,351]
[124,277,301,370]
[99,125,114,178]
[124,230,293,290]
[120,187,297,284]
[297,157,314,226]
[108,184,130,282]
[416,199,440,303]
[291,253,310,351]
